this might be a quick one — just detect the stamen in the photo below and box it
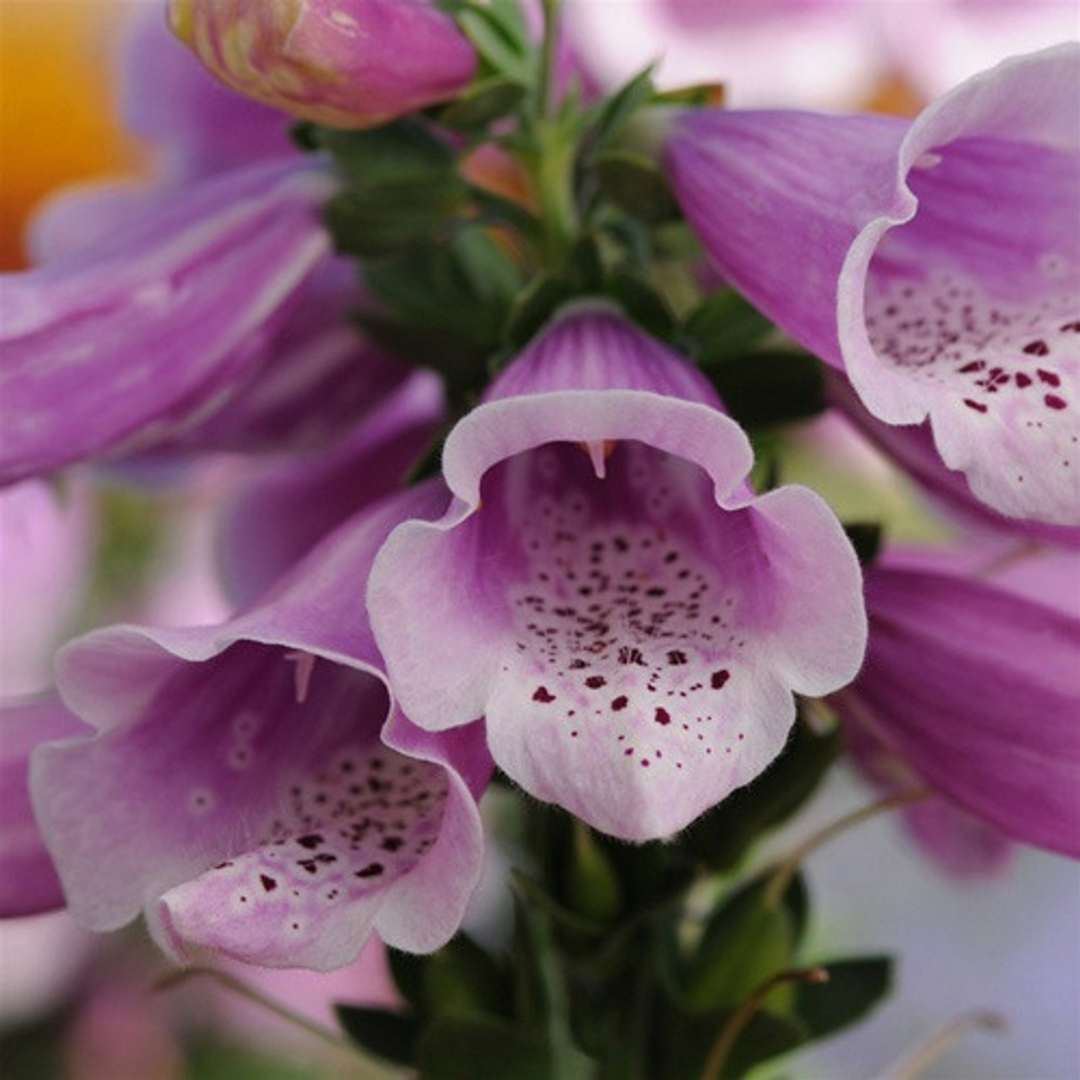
[283,651,317,704]
[576,439,617,479]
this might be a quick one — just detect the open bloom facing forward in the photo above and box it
[666,44,1080,526]
[369,309,867,841]
[169,0,476,129]
[30,484,491,970]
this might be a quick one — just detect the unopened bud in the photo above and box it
[168,0,477,129]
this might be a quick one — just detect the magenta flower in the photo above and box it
[368,308,867,842]
[833,550,1080,860]
[169,0,476,129]
[30,484,492,970]
[666,45,1080,526]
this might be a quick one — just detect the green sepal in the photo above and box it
[680,289,774,364]
[657,874,803,1013]
[793,955,894,1040]
[705,350,827,429]
[334,1004,420,1066]
[564,822,622,924]
[592,150,680,224]
[679,718,840,872]
[311,120,458,187]
[843,522,884,565]
[604,272,677,341]
[455,0,533,85]
[588,65,657,149]
[438,75,528,130]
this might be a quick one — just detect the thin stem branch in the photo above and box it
[155,966,357,1056]
[763,785,930,907]
[699,967,829,1080]
[880,1010,1006,1079]
[537,0,561,119]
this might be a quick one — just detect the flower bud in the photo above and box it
[168,0,477,129]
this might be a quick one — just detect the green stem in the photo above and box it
[537,0,561,119]
[763,785,930,907]
[880,1010,1006,1079]
[700,967,829,1080]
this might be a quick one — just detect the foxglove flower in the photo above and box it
[31,484,491,970]
[0,158,337,485]
[169,0,477,129]
[833,550,1080,859]
[368,308,867,842]
[666,45,1080,526]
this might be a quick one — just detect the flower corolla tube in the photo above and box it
[368,308,867,842]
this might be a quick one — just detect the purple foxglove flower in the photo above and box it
[665,45,1080,526]
[0,157,337,486]
[0,695,88,916]
[833,551,1080,859]
[368,307,867,842]
[168,0,477,129]
[31,483,492,970]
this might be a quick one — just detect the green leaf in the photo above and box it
[681,289,774,363]
[605,272,676,340]
[794,955,894,1040]
[456,1,532,84]
[593,150,680,224]
[334,1005,420,1066]
[705,350,827,429]
[589,65,657,148]
[439,76,528,129]
[387,948,430,1013]
[564,821,622,923]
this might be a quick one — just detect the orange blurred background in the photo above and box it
[1,1,144,269]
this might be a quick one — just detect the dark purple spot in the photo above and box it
[666,650,687,666]
[611,695,629,711]
[355,863,384,879]
[1061,320,1080,333]
[1015,372,1033,388]
[1045,394,1067,410]
[711,669,730,690]
[654,707,671,726]
[585,675,607,689]
[963,399,988,413]
[1037,369,1061,387]
[296,833,324,850]
[533,686,556,703]
[381,837,404,852]
[260,875,277,893]
[1023,340,1050,356]
[957,360,985,373]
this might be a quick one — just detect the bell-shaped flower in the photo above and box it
[30,483,492,970]
[368,307,867,842]
[665,44,1080,526]
[168,0,476,129]
[832,548,1080,860]
[0,157,339,486]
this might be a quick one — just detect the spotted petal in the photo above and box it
[369,309,867,840]
[666,45,1080,525]
[32,482,488,970]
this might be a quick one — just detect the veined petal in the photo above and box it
[667,45,1080,525]
[370,311,867,841]
[836,561,1080,858]
[0,157,336,486]
[32,482,486,970]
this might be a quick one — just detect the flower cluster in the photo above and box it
[1,0,1077,1070]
